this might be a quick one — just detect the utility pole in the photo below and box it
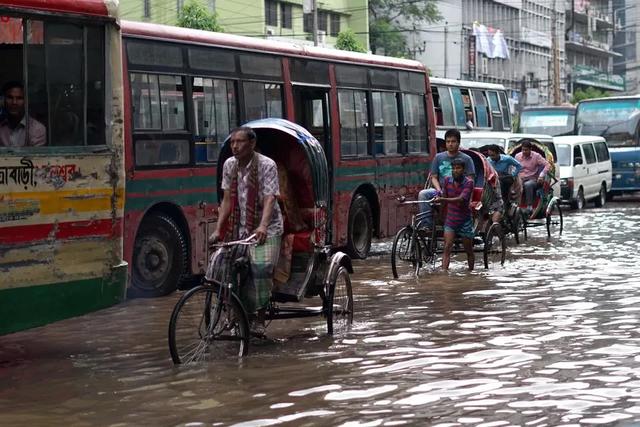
[444,22,448,78]
[551,0,561,105]
[312,0,319,46]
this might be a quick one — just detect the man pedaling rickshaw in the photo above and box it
[485,144,522,214]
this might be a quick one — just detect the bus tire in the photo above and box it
[131,214,188,298]
[346,194,372,259]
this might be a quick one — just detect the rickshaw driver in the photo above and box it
[486,144,521,213]
[514,139,550,215]
[417,129,475,229]
[434,158,475,271]
[210,126,284,336]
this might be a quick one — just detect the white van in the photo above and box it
[553,135,612,209]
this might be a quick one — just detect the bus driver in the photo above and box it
[0,81,46,147]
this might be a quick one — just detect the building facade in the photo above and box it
[410,0,567,108]
[565,0,624,95]
[613,0,639,93]
[119,0,369,50]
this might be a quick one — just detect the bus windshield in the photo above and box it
[519,109,575,136]
[554,144,571,166]
[576,99,640,147]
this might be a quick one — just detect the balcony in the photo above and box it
[566,31,622,57]
[568,7,614,29]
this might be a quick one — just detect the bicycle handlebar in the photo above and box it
[209,234,258,249]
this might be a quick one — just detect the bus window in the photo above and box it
[583,143,597,164]
[438,87,455,127]
[371,91,399,155]
[472,90,490,128]
[0,18,106,147]
[498,91,511,130]
[487,91,503,131]
[242,82,283,121]
[192,77,237,163]
[131,73,162,129]
[432,86,443,126]
[450,87,466,126]
[159,75,186,130]
[338,89,368,156]
[403,93,427,153]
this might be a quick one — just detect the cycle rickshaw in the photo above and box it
[168,119,354,364]
[508,140,563,239]
[391,149,506,278]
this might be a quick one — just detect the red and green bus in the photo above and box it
[0,0,126,334]
[120,21,437,297]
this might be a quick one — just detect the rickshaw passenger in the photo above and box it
[486,144,522,204]
[515,139,550,214]
[418,129,475,228]
[434,158,475,271]
[210,126,284,336]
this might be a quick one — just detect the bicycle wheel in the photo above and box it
[483,223,506,269]
[391,226,419,279]
[546,201,564,238]
[326,266,354,335]
[168,285,249,365]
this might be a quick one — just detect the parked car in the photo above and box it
[553,135,612,209]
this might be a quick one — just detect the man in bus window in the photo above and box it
[434,158,475,271]
[417,128,475,229]
[515,139,549,215]
[210,126,283,337]
[465,110,475,130]
[0,81,46,147]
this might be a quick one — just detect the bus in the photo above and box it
[121,21,436,297]
[430,78,512,133]
[0,0,126,334]
[519,105,576,136]
[575,96,640,197]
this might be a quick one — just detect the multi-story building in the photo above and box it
[410,0,567,107]
[119,0,369,51]
[612,1,638,93]
[565,0,624,94]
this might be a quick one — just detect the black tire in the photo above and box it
[519,208,528,242]
[546,201,564,238]
[346,194,373,259]
[131,214,188,297]
[168,285,249,364]
[483,223,506,269]
[391,226,417,279]
[508,207,521,244]
[606,191,615,202]
[571,187,586,210]
[594,184,606,208]
[326,266,354,335]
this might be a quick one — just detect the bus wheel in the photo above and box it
[131,214,187,298]
[346,194,372,259]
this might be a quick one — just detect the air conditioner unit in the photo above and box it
[317,30,326,45]
[266,28,275,36]
[481,57,489,75]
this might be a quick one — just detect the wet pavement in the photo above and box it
[2,199,640,426]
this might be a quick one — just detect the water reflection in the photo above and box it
[2,202,640,425]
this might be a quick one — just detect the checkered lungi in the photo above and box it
[241,235,281,313]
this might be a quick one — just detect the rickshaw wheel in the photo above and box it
[346,194,373,259]
[546,202,564,238]
[483,223,506,269]
[519,209,528,242]
[391,226,418,279]
[507,207,522,244]
[327,266,354,335]
[168,285,249,364]
[327,266,353,335]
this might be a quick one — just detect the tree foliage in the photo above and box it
[177,0,223,32]
[571,87,610,104]
[336,29,367,53]
[369,0,441,58]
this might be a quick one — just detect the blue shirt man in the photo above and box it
[486,144,521,204]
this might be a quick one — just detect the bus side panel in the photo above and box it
[610,147,640,193]
[0,155,126,335]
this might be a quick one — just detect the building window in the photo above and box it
[303,13,312,33]
[281,3,292,29]
[330,13,340,36]
[318,11,328,33]
[143,0,151,18]
[265,0,278,26]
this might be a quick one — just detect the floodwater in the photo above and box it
[2,200,640,426]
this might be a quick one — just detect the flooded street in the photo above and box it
[2,200,640,426]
